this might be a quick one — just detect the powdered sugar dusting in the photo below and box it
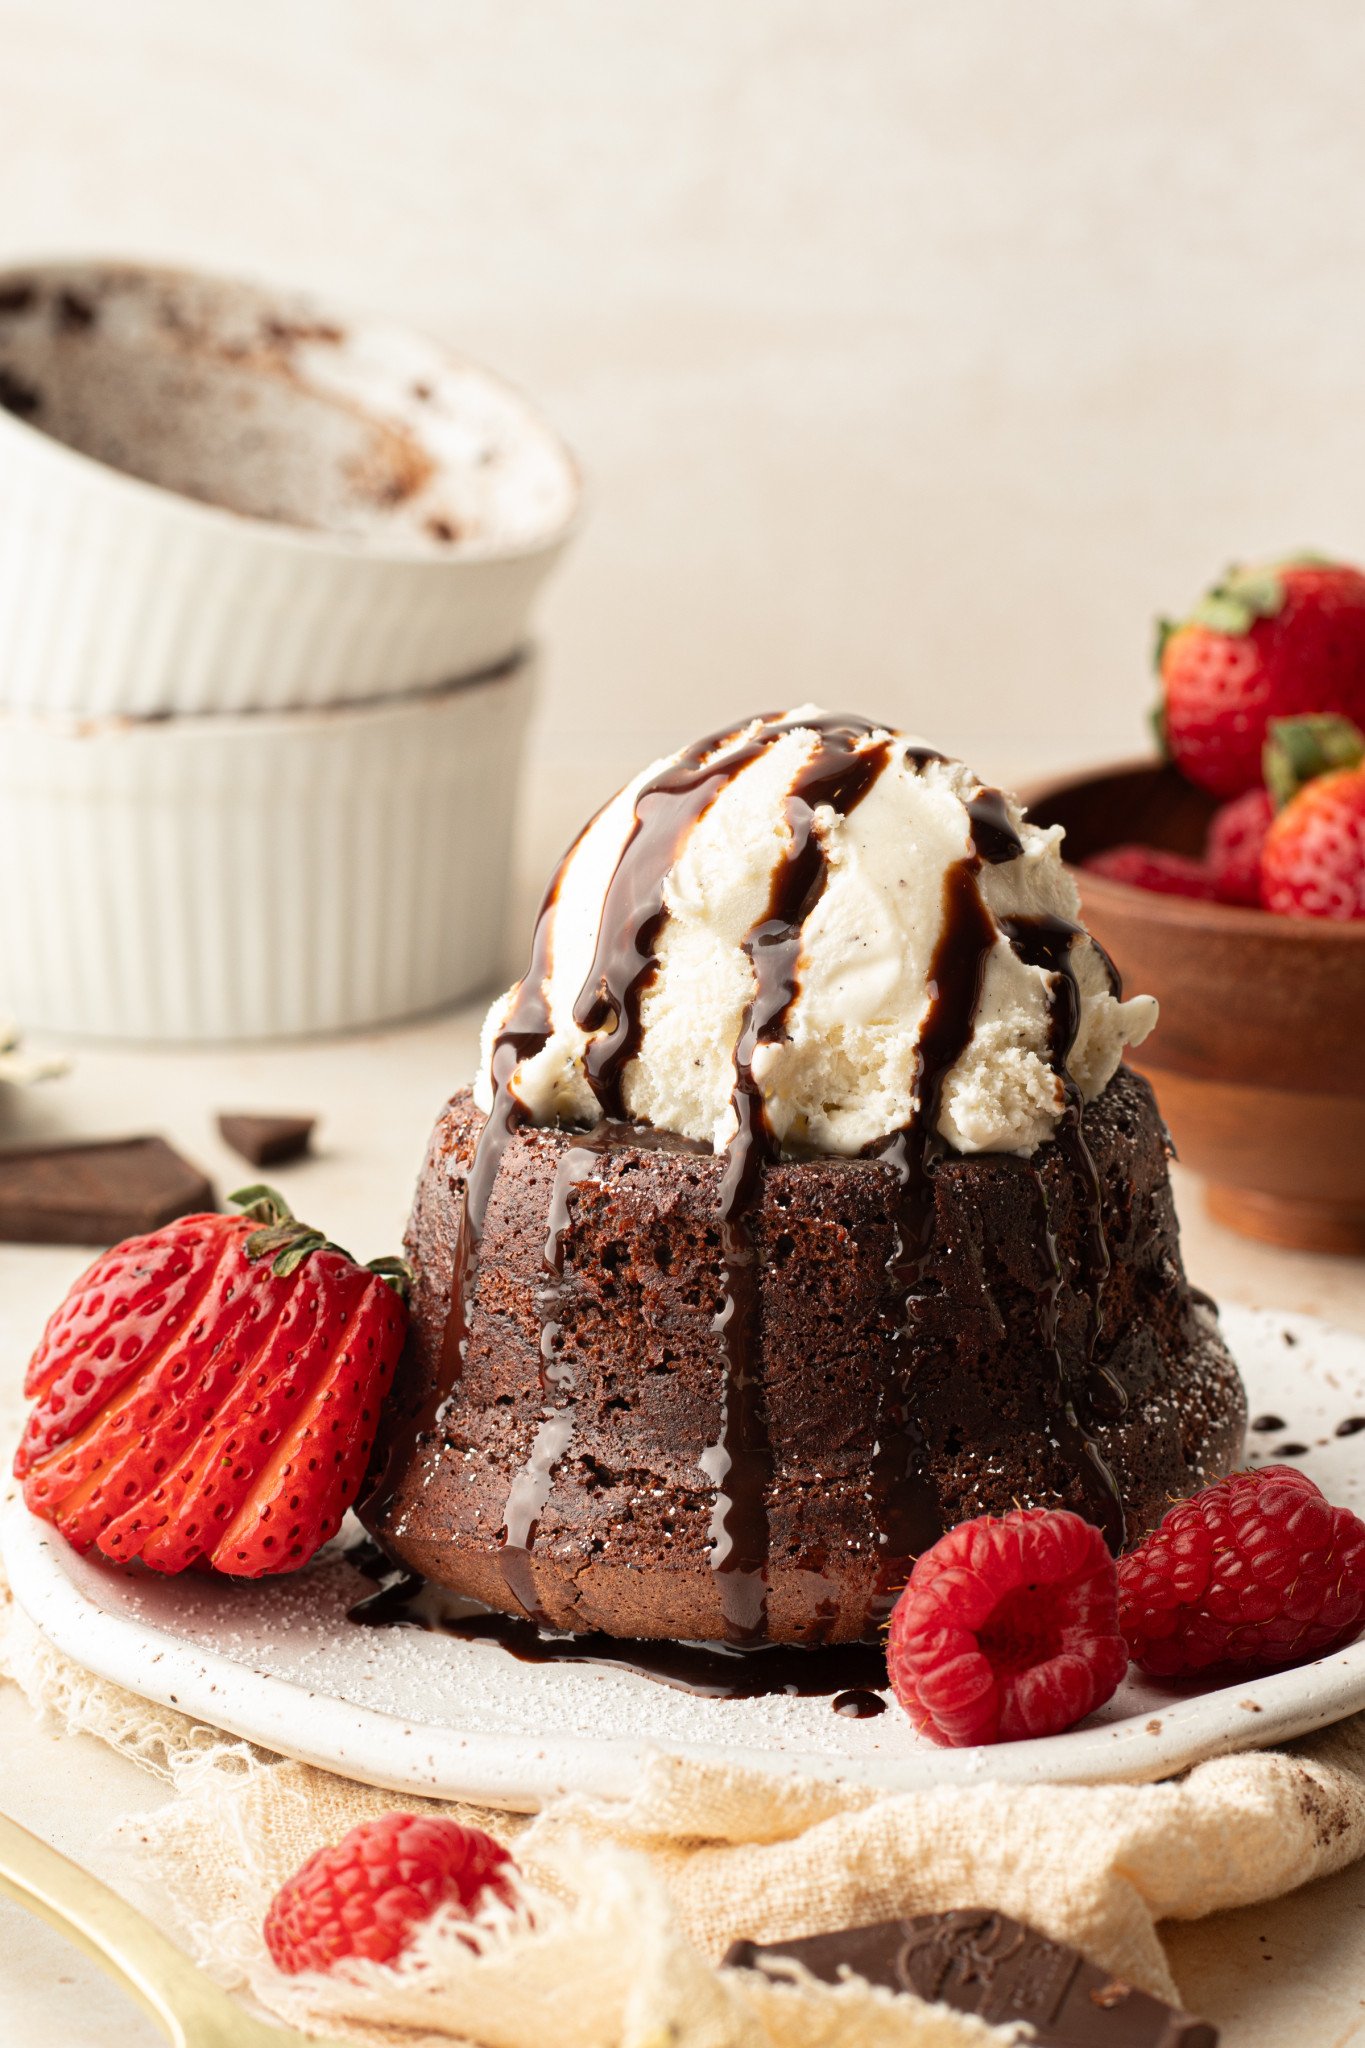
[6,1308,1365,1810]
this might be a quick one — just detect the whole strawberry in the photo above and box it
[265,1814,517,1973]
[1259,715,1365,920]
[1157,556,1365,798]
[1083,844,1219,900]
[1205,788,1275,907]
[1119,1467,1365,1680]
[14,1187,410,1576]
[885,1508,1128,1747]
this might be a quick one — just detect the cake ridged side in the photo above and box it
[364,1068,1246,1644]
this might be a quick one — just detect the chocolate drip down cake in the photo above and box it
[362,710,1245,1645]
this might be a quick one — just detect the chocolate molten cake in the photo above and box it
[362,710,1246,1646]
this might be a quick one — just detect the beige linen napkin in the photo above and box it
[5,1564,1365,2046]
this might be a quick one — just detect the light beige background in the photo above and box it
[6,0,1365,825]
[5,11,1365,2044]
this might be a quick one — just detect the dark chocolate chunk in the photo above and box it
[217,1114,315,1168]
[55,288,96,331]
[0,1137,215,1246]
[0,367,41,418]
[723,1912,1217,2046]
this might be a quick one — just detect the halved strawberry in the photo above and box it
[13,1188,409,1578]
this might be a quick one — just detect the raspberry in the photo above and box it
[1205,788,1274,907]
[885,1508,1128,1747]
[1119,1467,1365,1680]
[264,1814,517,1974]
[1083,845,1219,901]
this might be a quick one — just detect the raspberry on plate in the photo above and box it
[1083,844,1219,900]
[885,1508,1128,1748]
[1119,1466,1365,1680]
[13,1185,410,1577]
[265,1813,518,1974]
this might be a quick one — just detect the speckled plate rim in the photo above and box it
[5,1306,1365,1811]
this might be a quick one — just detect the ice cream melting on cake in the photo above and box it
[377,710,1158,1642]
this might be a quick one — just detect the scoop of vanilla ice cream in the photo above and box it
[476,712,1156,1158]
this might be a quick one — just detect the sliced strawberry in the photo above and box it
[18,1217,228,1438]
[211,1262,404,1574]
[15,1188,410,1579]
[94,1242,308,1567]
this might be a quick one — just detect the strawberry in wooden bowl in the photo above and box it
[13,1187,409,1575]
[1030,552,1365,1254]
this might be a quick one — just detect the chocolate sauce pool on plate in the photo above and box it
[831,1687,889,1719]
[346,1559,889,1707]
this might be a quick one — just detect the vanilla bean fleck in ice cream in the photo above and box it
[477,708,1156,1159]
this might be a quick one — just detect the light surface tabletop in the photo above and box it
[1,1009,1363,2046]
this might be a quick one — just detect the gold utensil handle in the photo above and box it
[0,1809,345,2048]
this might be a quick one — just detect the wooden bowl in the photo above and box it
[1027,759,1365,1254]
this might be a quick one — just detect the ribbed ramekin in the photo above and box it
[0,655,535,1042]
[0,261,579,716]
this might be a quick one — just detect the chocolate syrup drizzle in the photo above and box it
[963,787,1025,866]
[860,788,1125,1614]
[365,717,1127,1678]
[498,1132,611,1620]
[703,721,891,1637]
[995,912,1125,1550]
[367,712,902,1637]
[862,854,1000,1616]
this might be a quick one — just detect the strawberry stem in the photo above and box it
[1177,561,1289,641]
[229,1184,409,1288]
[231,1184,295,1228]
[366,1256,415,1301]
[1263,715,1365,807]
[1148,698,1170,757]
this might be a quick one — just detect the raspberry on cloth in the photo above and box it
[265,1814,518,1974]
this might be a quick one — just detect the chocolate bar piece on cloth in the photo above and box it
[0,1136,214,1244]
[724,1910,1217,2046]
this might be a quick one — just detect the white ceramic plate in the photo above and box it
[5,1306,1365,1812]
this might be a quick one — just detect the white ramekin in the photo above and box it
[0,261,579,716]
[0,655,536,1042]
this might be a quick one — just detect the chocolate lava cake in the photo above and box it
[362,1067,1244,1645]
[360,711,1246,1647]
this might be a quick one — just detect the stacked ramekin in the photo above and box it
[0,261,579,1040]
